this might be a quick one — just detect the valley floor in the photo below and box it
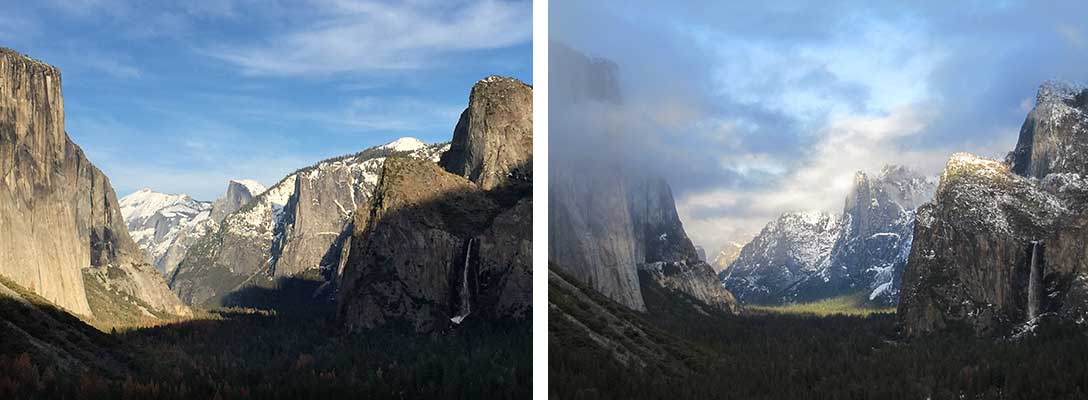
[744,291,896,317]
[0,283,530,400]
[549,269,1088,400]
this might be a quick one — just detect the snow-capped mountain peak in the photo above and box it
[119,188,215,276]
[380,137,428,152]
[120,189,207,224]
[230,179,267,196]
[722,165,937,306]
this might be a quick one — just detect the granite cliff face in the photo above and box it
[551,168,737,314]
[899,82,1088,337]
[722,165,934,306]
[548,44,736,314]
[210,180,264,222]
[550,169,645,310]
[439,76,532,190]
[639,260,738,314]
[336,77,532,333]
[169,138,447,307]
[1008,82,1088,179]
[0,47,188,322]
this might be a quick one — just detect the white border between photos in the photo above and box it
[531,0,548,398]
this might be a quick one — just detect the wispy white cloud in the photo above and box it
[334,96,463,131]
[1058,24,1086,49]
[185,91,464,134]
[210,0,532,76]
[82,55,143,79]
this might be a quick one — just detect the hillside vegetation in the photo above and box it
[550,267,1088,400]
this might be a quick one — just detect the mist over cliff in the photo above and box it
[550,0,1088,256]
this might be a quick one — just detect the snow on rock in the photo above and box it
[380,137,427,152]
[120,189,208,224]
[120,189,213,276]
[231,179,267,196]
[721,210,839,304]
[899,81,1088,337]
[722,164,936,305]
[171,139,451,306]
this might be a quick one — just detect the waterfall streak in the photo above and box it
[451,239,473,324]
[1027,240,1042,320]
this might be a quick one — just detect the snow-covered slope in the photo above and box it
[120,179,266,277]
[722,165,936,305]
[379,137,427,152]
[721,211,839,304]
[170,137,449,307]
[120,189,213,275]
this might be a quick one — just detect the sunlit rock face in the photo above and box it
[439,76,533,191]
[337,77,533,333]
[900,82,1088,337]
[0,47,188,321]
[169,139,447,308]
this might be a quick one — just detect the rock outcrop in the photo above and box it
[0,47,188,323]
[639,260,738,314]
[439,76,532,190]
[722,165,934,306]
[1008,82,1088,179]
[210,180,264,222]
[169,139,447,307]
[899,82,1088,337]
[337,77,533,333]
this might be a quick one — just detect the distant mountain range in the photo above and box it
[721,166,936,306]
[119,179,264,277]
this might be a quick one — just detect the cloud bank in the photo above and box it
[550,0,1088,255]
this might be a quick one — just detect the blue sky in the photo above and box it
[1,0,531,200]
[550,0,1088,253]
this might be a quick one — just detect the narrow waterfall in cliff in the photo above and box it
[1027,240,1042,321]
[451,238,473,324]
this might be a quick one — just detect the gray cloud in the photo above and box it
[551,0,1088,255]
